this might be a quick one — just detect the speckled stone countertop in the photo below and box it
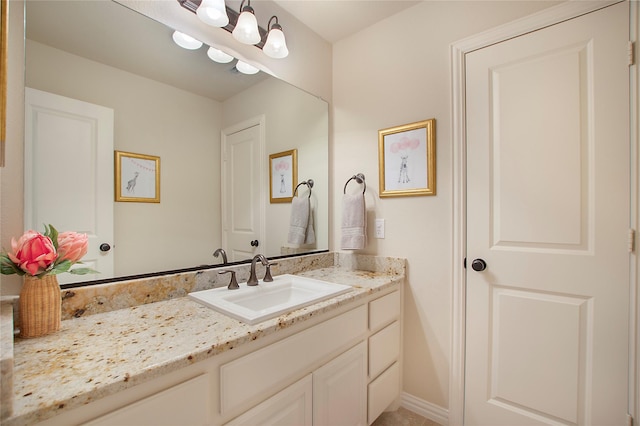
[3,253,405,425]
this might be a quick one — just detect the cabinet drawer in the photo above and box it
[367,362,400,425]
[84,374,210,426]
[369,321,400,379]
[220,305,367,415]
[369,291,400,332]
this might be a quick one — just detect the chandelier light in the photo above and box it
[263,16,288,59]
[196,0,229,27]
[236,60,259,75]
[232,0,261,45]
[207,46,234,63]
[172,30,203,50]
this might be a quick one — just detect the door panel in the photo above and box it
[222,123,263,262]
[25,88,114,284]
[465,3,629,424]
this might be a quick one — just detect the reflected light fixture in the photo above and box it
[196,0,229,27]
[236,60,259,75]
[232,0,261,45]
[172,30,203,50]
[263,16,288,59]
[207,46,234,63]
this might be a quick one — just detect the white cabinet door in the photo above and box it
[313,341,367,426]
[225,375,312,426]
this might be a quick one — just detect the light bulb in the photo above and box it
[197,0,229,27]
[232,6,261,45]
[263,25,288,59]
[207,47,234,64]
[236,60,259,75]
[172,31,203,50]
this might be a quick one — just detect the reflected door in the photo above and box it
[464,3,630,424]
[25,88,114,284]
[222,119,265,262]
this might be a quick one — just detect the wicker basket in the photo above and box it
[19,274,61,338]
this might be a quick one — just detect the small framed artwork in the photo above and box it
[269,149,297,203]
[115,151,160,203]
[378,119,436,197]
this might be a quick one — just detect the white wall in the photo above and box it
[222,78,329,256]
[331,0,561,410]
[25,40,222,277]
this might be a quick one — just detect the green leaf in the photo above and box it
[49,259,72,275]
[68,267,99,275]
[0,255,23,276]
[44,224,59,250]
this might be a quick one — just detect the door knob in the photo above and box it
[471,258,487,271]
[250,240,259,247]
[99,243,111,252]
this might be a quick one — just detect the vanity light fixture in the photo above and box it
[207,46,234,63]
[172,30,203,50]
[263,16,288,59]
[196,0,229,27]
[232,0,261,45]
[236,60,259,75]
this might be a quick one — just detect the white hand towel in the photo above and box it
[288,197,310,245]
[341,192,366,250]
[304,205,315,245]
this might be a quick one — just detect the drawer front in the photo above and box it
[220,305,367,415]
[367,362,400,424]
[369,290,400,332]
[369,321,400,379]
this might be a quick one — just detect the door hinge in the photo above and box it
[629,229,635,253]
[629,41,635,66]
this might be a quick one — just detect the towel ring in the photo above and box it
[343,173,366,194]
[294,179,314,198]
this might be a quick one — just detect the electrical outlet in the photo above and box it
[375,219,385,239]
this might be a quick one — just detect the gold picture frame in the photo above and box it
[269,149,297,203]
[115,151,160,203]
[0,0,8,167]
[378,119,436,197]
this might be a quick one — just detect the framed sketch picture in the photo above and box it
[269,149,297,203]
[378,119,436,197]
[115,151,160,203]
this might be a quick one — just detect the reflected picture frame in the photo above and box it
[269,149,297,203]
[115,151,160,203]
[378,119,436,197]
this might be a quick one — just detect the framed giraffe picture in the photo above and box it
[115,151,160,203]
[378,119,436,197]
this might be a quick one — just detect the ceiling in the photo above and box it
[271,1,421,43]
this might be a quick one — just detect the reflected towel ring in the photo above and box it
[294,179,314,198]
[343,173,366,194]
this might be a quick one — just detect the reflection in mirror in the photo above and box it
[24,0,328,285]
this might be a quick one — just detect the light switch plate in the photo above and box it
[375,219,385,239]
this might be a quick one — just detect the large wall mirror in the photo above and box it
[24,0,329,285]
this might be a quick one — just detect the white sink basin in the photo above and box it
[189,274,353,325]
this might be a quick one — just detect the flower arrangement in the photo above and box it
[1,224,97,277]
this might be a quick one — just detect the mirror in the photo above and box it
[24,0,328,284]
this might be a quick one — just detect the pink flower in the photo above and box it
[8,231,57,276]
[57,232,88,263]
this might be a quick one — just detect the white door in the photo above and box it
[222,119,264,262]
[25,88,114,284]
[465,3,629,425]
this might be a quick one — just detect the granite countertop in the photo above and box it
[6,265,403,425]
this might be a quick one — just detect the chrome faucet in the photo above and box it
[213,248,227,264]
[247,254,269,286]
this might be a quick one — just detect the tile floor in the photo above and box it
[372,407,442,426]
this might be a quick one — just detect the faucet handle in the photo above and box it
[263,262,278,282]
[219,270,239,290]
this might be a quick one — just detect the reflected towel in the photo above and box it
[305,205,315,245]
[341,192,366,250]
[288,197,310,245]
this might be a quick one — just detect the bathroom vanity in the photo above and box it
[2,254,404,425]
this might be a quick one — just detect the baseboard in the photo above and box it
[400,392,449,425]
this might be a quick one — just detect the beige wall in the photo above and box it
[331,0,561,409]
